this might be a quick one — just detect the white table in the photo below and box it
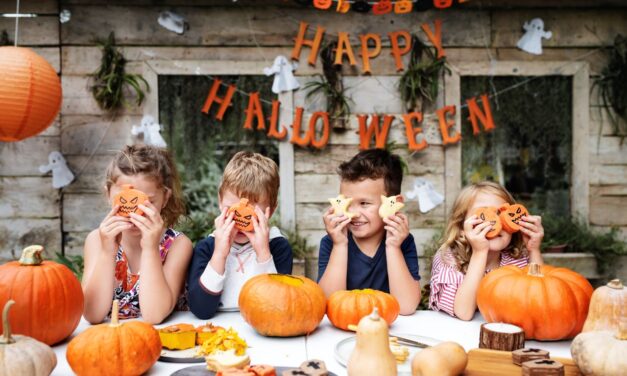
[52,310,574,376]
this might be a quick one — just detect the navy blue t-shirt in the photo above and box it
[317,232,420,292]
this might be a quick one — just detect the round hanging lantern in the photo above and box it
[0,46,62,142]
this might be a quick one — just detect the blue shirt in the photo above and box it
[317,232,420,292]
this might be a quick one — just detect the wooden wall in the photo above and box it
[0,1,625,282]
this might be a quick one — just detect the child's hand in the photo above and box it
[383,213,409,249]
[213,208,237,258]
[323,207,351,246]
[519,215,544,253]
[99,205,132,253]
[243,206,271,263]
[464,215,492,254]
[130,201,165,251]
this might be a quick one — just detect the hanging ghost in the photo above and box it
[263,55,300,94]
[516,18,552,55]
[39,151,75,189]
[405,178,444,213]
[131,115,167,148]
[158,10,188,35]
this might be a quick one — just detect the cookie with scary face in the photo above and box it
[474,207,502,239]
[228,198,257,232]
[498,203,529,233]
[113,184,148,217]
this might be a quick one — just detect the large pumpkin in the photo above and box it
[238,274,326,337]
[477,263,593,340]
[582,279,625,333]
[67,300,161,376]
[327,289,400,330]
[0,245,83,345]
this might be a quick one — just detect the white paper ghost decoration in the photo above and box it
[132,115,167,148]
[158,10,188,35]
[517,18,552,55]
[405,178,444,213]
[39,151,74,189]
[263,55,300,94]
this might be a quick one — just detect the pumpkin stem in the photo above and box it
[617,320,627,341]
[19,245,44,266]
[0,300,16,345]
[110,299,121,327]
[527,263,543,277]
[369,307,381,321]
[607,279,623,289]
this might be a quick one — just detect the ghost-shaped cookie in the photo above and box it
[379,195,405,219]
[328,194,357,219]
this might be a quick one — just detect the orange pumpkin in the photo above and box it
[228,198,257,232]
[498,203,529,233]
[474,207,502,239]
[239,274,326,337]
[0,245,83,345]
[327,289,400,330]
[67,300,161,376]
[113,184,148,217]
[477,263,593,340]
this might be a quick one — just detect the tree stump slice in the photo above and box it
[522,359,564,376]
[513,348,550,366]
[479,323,525,351]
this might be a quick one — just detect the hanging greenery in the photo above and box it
[0,30,12,46]
[398,36,449,113]
[595,34,627,144]
[90,32,149,111]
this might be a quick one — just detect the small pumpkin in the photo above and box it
[571,323,627,376]
[0,245,84,345]
[238,274,326,337]
[474,207,502,239]
[113,184,148,217]
[582,279,625,333]
[327,289,400,331]
[498,203,529,233]
[67,300,161,376]
[347,308,397,376]
[0,300,57,376]
[228,198,257,232]
[477,263,593,340]
[411,341,468,376]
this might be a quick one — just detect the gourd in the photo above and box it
[347,307,397,376]
[582,279,625,333]
[411,341,468,376]
[327,289,400,330]
[0,300,57,376]
[571,322,627,376]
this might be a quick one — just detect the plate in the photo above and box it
[334,334,442,375]
[170,365,338,375]
[159,346,205,363]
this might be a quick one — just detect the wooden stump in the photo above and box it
[479,323,525,351]
[522,359,564,376]
[513,348,550,366]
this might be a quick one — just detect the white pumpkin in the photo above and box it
[571,325,627,376]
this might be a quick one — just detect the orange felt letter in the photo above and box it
[466,94,496,135]
[421,19,446,58]
[201,79,236,121]
[291,21,326,67]
[388,30,412,72]
[436,105,461,145]
[309,112,330,149]
[334,32,357,67]
[403,112,428,151]
[267,100,287,140]
[359,33,382,74]
[243,92,265,131]
[357,114,394,150]
[290,107,311,147]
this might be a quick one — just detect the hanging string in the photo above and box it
[14,0,20,47]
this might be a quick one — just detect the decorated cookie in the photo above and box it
[206,349,251,372]
[113,184,148,217]
[378,195,405,219]
[474,207,502,239]
[281,360,328,376]
[247,365,276,376]
[158,323,196,350]
[498,203,529,233]
[228,198,258,232]
[328,194,357,219]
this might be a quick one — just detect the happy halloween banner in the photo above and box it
[200,19,495,151]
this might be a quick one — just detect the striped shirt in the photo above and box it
[429,249,528,317]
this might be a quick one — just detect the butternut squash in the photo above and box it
[347,307,397,376]
[411,341,467,376]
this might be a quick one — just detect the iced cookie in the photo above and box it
[113,184,148,217]
[378,195,405,219]
[328,194,357,219]
[474,207,502,239]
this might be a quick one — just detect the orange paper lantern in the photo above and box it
[0,47,62,142]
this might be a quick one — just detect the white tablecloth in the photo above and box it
[52,310,574,376]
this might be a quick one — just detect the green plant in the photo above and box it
[53,252,84,281]
[398,36,449,113]
[282,228,316,260]
[91,32,149,111]
[594,34,627,144]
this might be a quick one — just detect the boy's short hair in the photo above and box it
[337,149,403,195]
[219,151,280,208]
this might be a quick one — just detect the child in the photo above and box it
[82,145,193,324]
[429,181,545,320]
[318,149,421,315]
[187,151,293,319]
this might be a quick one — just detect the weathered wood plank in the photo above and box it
[0,16,59,46]
[590,193,627,226]
[61,115,140,155]
[496,48,607,76]
[590,185,627,196]
[31,47,61,73]
[590,164,627,185]
[0,0,58,13]
[0,218,61,262]
[63,231,90,257]
[0,136,60,176]
[63,155,111,193]
[62,193,109,232]
[61,75,144,116]
[0,177,59,218]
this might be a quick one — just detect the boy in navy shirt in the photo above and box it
[318,149,421,314]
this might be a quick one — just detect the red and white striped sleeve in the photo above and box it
[429,250,464,317]
[500,252,529,268]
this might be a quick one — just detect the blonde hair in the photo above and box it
[439,181,525,274]
[219,151,280,208]
[105,145,186,228]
